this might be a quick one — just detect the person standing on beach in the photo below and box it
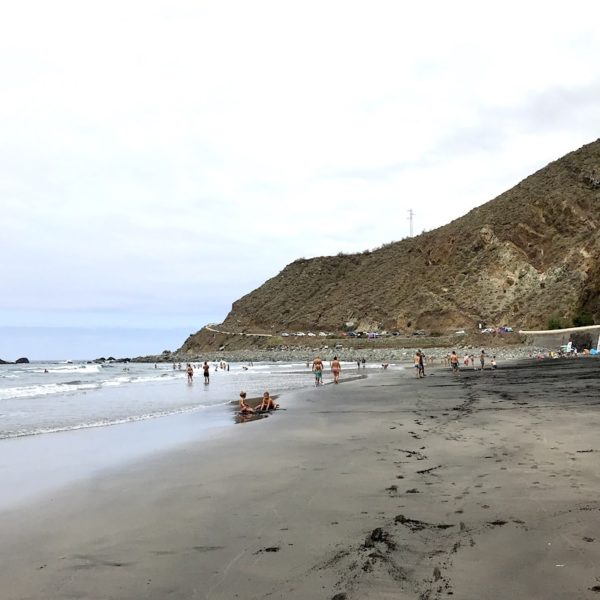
[418,350,426,377]
[331,356,341,384]
[450,351,460,376]
[312,356,324,386]
[202,361,210,384]
[186,363,194,383]
[479,350,486,371]
[413,351,422,378]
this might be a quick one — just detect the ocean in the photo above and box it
[0,359,367,439]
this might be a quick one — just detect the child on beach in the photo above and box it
[257,391,278,412]
[239,391,254,414]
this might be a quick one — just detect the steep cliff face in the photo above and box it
[184,139,600,348]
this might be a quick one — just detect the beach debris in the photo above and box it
[362,527,396,551]
[254,546,280,554]
[331,594,348,600]
[416,464,442,475]
[406,488,420,493]
[487,519,508,527]
[576,449,595,453]
[394,514,454,532]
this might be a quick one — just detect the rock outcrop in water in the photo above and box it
[181,139,600,354]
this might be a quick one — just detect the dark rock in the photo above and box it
[0,358,11,364]
[15,357,29,364]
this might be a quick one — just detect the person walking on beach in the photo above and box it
[186,363,194,383]
[331,356,341,384]
[479,350,486,371]
[418,350,426,377]
[202,361,210,384]
[413,351,423,378]
[312,356,324,386]
[450,351,460,376]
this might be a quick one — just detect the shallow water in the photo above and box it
[0,359,372,439]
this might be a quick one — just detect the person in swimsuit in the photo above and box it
[186,363,194,383]
[257,391,278,411]
[203,361,210,383]
[312,356,324,386]
[331,356,341,383]
[413,351,422,377]
[239,391,254,414]
[450,351,460,376]
[479,350,486,371]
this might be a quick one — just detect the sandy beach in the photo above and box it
[1,358,600,599]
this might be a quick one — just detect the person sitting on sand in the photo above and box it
[256,391,278,411]
[239,391,254,414]
[331,356,341,383]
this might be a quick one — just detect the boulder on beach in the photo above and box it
[15,357,30,364]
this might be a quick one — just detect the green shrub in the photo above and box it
[547,316,567,330]
[572,313,594,327]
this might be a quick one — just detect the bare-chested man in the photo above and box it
[312,356,324,386]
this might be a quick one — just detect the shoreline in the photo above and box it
[2,357,599,599]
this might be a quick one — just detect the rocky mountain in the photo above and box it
[181,139,600,352]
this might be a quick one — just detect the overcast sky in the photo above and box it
[2,1,599,359]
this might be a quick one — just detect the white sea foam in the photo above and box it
[0,382,100,400]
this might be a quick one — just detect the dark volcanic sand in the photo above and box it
[0,358,599,599]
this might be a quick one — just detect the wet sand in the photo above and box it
[1,358,599,599]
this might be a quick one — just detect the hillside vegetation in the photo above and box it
[181,139,600,353]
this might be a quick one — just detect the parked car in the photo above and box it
[412,330,426,336]
[296,332,306,336]
[318,332,328,337]
[454,330,466,335]
[281,332,290,337]
[346,331,357,337]
[307,332,316,337]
